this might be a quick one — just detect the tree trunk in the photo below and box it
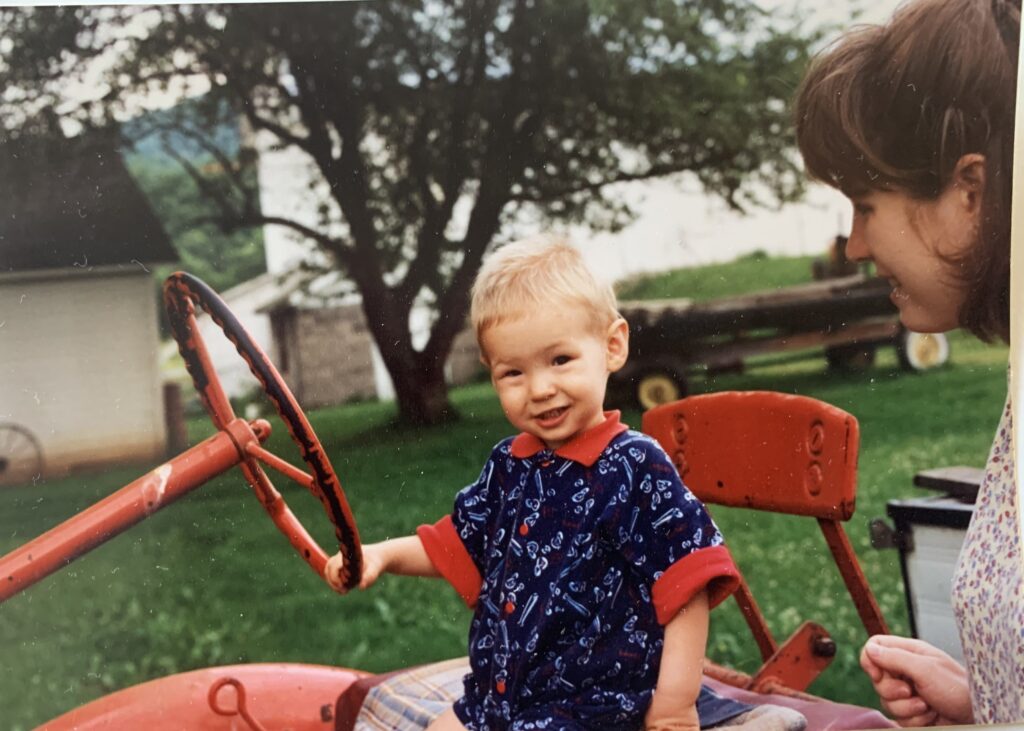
[388,356,458,426]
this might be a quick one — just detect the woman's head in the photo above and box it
[795,0,1018,341]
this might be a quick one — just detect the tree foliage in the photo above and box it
[0,1,817,424]
[128,159,266,295]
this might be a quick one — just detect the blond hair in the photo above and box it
[470,234,620,345]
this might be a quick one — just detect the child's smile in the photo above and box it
[535,405,569,429]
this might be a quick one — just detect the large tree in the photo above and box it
[0,1,815,425]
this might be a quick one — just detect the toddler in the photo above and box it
[328,236,742,731]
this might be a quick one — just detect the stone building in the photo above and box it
[263,286,483,409]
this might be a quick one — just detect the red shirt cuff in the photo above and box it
[651,545,740,624]
[416,515,482,608]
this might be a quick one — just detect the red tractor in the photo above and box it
[1,274,895,730]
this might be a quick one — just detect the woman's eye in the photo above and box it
[553,355,572,366]
[853,203,873,218]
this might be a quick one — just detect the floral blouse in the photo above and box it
[950,386,1024,722]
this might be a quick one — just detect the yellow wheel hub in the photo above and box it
[637,373,681,410]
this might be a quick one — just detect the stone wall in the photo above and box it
[448,326,484,385]
[275,303,485,408]
[275,304,378,408]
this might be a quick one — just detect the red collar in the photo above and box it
[510,411,629,467]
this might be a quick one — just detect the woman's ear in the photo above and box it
[952,153,986,214]
[606,317,629,373]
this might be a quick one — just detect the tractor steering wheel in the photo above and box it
[163,272,362,592]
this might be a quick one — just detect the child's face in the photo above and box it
[481,304,628,450]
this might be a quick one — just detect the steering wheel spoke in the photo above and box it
[245,443,315,490]
[163,272,362,591]
[239,460,283,507]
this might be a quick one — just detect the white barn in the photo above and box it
[0,131,178,486]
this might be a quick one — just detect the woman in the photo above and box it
[795,0,1019,724]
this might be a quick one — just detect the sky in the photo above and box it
[761,0,906,31]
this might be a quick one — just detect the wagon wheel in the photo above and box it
[635,368,688,410]
[163,272,362,592]
[897,330,950,372]
[0,423,44,487]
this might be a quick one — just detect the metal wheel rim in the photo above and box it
[637,373,681,410]
[904,332,949,370]
[0,424,44,487]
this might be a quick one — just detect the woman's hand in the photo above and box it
[860,635,972,727]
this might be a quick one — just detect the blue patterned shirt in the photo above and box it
[418,412,738,731]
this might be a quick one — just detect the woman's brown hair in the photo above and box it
[795,0,1019,342]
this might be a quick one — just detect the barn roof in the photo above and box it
[0,130,177,272]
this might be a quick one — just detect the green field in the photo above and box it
[616,251,822,302]
[0,254,1008,729]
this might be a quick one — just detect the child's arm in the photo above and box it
[644,590,709,731]
[326,535,440,593]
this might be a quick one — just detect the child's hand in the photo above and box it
[325,543,389,593]
[324,551,351,593]
[646,591,706,731]
[644,701,699,731]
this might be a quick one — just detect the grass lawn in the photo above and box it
[617,251,820,301]
[0,255,1009,729]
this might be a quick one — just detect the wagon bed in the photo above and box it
[614,274,947,408]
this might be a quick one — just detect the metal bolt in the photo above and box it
[812,635,837,658]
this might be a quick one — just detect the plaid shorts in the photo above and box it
[353,658,751,731]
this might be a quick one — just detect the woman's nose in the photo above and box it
[845,225,870,262]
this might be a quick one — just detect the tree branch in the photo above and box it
[240,102,311,151]
[282,54,339,174]
[143,116,253,199]
[378,3,434,85]
[393,1,499,310]
[310,53,391,286]
[185,208,355,267]
[508,146,739,204]
[420,0,538,366]
[509,164,686,202]
[163,146,244,223]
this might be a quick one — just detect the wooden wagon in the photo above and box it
[614,273,950,409]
